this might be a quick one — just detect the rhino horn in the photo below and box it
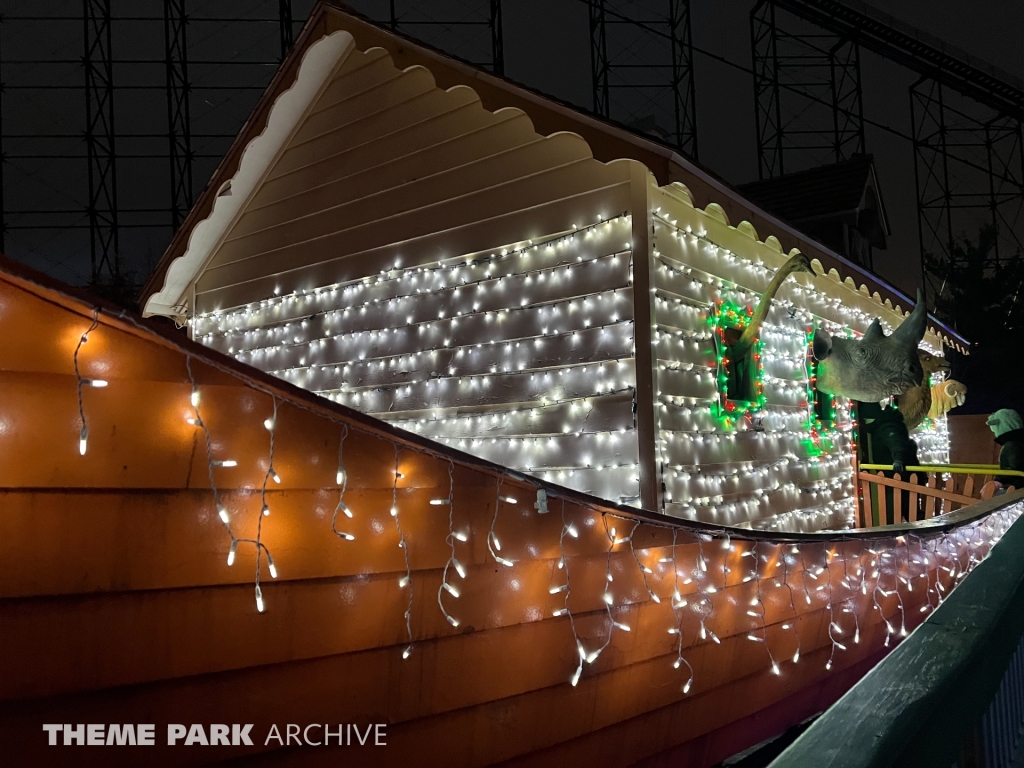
[889,288,927,347]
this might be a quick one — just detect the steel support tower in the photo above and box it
[163,0,192,231]
[0,1,313,293]
[380,0,504,75]
[83,0,120,285]
[748,0,1024,306]
[587,0,698,159]
[751,0,864,179]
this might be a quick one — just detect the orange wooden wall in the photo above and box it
[0,261,1010,767]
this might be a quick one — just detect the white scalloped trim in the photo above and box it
[143,31,356,318]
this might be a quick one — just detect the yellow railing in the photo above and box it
[855,464,1021,528]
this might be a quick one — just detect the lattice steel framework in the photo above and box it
[0,1,311,291]
[379,0,504,75]
[163,0,191,231]
[750,0,864,179]
[747,0,1024,307]
[911,78,1024,302]
[83,0,119,283]
[587,0,697,159]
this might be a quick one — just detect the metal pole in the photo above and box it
[164,0,192,231]
[82,0,119,285]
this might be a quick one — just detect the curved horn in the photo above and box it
[890,288,927,346]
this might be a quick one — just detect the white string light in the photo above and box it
[488,474,515,568]
[331,424,355,541]
[253,396,280,612]
[73,311,101,455]
[668,528,695,693]
[390,445,415,659]
[437,460,462,628]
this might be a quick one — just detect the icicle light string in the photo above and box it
[73,311,102,456]
[692,534,719,645]
[824,549,844,671]
[779,542,803,663]
[587,515,626,665]
[488,474,515,568]
[185,355,275,613]
[747,540,780,675]
[390,444,415,660]
[628,520,661,605]
[195,213,632,334]
[437,459,462,628]
[331,424,355,541]
[667,528,695,693]
[552,498,586,686]
[253,396,280,613]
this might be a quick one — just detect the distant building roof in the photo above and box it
[738,155,891,242]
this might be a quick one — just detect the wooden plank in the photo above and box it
[860,479,874,528]
[893,472,904,524]
[908,473,919,523]
[963,475,976,498]
[876,472,889,526]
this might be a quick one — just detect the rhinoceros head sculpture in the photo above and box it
[812,290,928,403]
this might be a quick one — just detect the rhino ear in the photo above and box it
[890,288,927,347]
[863,319,885,341]
[812,328,833,360]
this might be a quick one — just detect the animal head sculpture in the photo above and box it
[812,289,928,403]
[919,351,951,380]
[897,351,953,430]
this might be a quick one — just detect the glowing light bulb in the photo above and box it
[191,391,200,407]
[79,425,88,455]
[217,504,229,524]
[227,541,237,566]
[255,585,264,613]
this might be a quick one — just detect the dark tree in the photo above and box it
[924,226,1024,415]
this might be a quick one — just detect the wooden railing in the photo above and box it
[857,464,1024,528]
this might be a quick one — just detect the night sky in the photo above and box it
[3,0,1024,298]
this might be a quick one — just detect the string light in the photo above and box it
[437,460,462,628]
[668,528,694,693]
[391,445,414,659]
[331,425,355,540]
[488,475,515,568]
[73,311,101,456]
[185,355,275,613]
